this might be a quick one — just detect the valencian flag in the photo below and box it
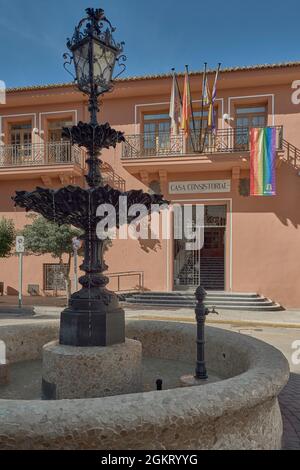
[250,127,276,196]
[169,69,182,135]
[181,66,193,137]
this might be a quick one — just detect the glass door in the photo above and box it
[174,204,227,290]
[235,106,267,150]
[142,112,170,156]
[10,123,32,164]
[47,119,73,163]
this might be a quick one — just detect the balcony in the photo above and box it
[0,141,85,183]
[121,126,284,176]
[122,126,283,160]
[0,141,83,167]
[0,141,126,190]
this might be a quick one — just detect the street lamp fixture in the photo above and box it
[64,8,126,124]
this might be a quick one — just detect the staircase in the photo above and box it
[101,162,126,191]
[122,291,283,311]
[200,257,224,290]
[176,256,224,291]
[282,138,300,169]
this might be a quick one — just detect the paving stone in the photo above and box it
[279,373,300,450]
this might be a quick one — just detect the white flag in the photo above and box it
[169,72,182,135]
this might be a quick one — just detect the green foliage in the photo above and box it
[22,215,82,259]
[21,215,82,298]
[0,217,15,258]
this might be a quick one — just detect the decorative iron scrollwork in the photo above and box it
[62,121,125,154]
[13,185,168,231]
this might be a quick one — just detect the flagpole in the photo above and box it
[173,68,182,104]
[205,62,221,151]
[199,62,207,153]
[170,68,182,137]
[211,63,221,131]
[186,64,196,152]
[202,63,221,152]
[170,67,176,136]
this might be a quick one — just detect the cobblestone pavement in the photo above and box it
[279,373,300,450]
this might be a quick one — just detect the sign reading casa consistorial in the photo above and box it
[169,180,231,194]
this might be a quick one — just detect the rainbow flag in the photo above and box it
[250,127,276,196]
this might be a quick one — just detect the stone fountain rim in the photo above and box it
[0,319,289,427]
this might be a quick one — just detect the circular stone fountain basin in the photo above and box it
[0,319,289,450]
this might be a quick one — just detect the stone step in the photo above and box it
[124,291,260,298]
[123,298,283,311]
[128,294,269,303]
[121,290,284,311]
[126,297,273,307]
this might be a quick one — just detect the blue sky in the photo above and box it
[1,0,300,88]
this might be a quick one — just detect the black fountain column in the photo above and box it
[59,8,127,347]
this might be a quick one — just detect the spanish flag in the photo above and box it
[181,67,192,137]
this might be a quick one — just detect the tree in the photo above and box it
[22,215,82,298]
[0,217,15,258]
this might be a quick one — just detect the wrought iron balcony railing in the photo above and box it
[0,141,127,191]
[0,142,83,167]
[122,126,283,159]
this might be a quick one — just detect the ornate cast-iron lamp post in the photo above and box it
[13,8,167,348]
[63,7,126,187]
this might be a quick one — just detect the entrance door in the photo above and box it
[174,204,226,290]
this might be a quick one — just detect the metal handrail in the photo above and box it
[101,162,126,191]
[122,126,284,159]
[282,138,300,169]
[108,271,144,292]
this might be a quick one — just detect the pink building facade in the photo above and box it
[1,62,300,307]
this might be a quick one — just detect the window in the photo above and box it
[47,119,73,142]
[204,205,227,227]
[235,106,267,128]
[149,180,161,195]
[142,112,171,155]
[43,264,68,291]
[189,109,210,152]
[47,119,74,163]
[10,123,32,146]
[190,110,209,131]
[9,123,32,160]
[235,105,267,149]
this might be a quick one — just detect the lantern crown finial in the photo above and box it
[63,7,126,96]
[66,7,123,56]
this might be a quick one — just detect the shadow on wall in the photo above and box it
[137,223,162,254]
[6,287,18,296]
[138,237,161,253]
[236,159,300,229]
